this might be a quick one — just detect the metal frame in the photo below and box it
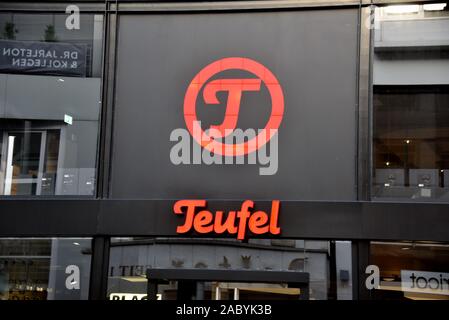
[351,240,371,300]
[89,237,111,300]
[0,2,106,12]
[97,1,118,199]
[371,0,446,5]
[357,5,373,201]
[109,0,360,12]
[146,268,310,300]
[353,3,372,300]
[147,268,310,283]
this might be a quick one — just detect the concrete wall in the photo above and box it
[374,16,449,85]
[336,241,352,300]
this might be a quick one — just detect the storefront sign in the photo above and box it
[112,12,358,199]
[401,270,449,296]
[174,200,281,240]
[0,40,87,77]
[109,293,161,300]
[170,57,284,176]
[183,57,284,157]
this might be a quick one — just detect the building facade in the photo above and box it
[0,0,448,300]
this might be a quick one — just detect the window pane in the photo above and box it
[372,4,449,202]
[0,238,92,300]
[0,12,103,196]
[370,241,449,300]
[107,237,352,300]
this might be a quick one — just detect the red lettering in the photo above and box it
[248,211,269,234]
[237,200,253,240]
[203,79,262,137]
[214,211,238,234]
[173,199,206,233]
[193,210,214,233]
[173,200,281,239]
[269,200,281,235]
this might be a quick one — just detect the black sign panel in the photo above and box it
[0,40,87,77]
[111,10,358,201]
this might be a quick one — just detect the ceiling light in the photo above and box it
[423,3,447,11]
[64,114,73,125]
[385,5,419,14]
[122,277,147,283]
[383,277,395,282]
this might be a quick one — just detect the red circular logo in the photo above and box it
[183,57,284,156]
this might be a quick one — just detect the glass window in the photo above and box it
[370,241,449,300]
[0,238,92,300]
[372,3,449,202]
[0,12,104,196]
[107,237,352,300]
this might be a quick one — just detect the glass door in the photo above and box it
[2,131,45,196]
[1,130,60,196]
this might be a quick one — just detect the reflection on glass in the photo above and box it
[107,238,352,300]
[0,13,103,196]
[0,238,92,300]
[5,132,42,195]
[372,4,449,201]
[0,130,60,196]
[370,241,449,300]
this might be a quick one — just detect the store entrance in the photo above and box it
[0,122,61,196]
[146,268,310,300]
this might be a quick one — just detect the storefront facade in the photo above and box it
[0,0,448,300]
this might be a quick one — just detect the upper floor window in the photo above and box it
[0,12,103,196]
[372,3,449,202]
